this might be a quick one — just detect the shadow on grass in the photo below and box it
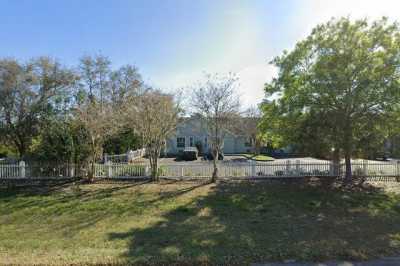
[0,179,154,233]
[0,179,210,237]
[108,181,400,265]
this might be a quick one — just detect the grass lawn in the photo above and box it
[241,153,275,161]
[1,180,400,265]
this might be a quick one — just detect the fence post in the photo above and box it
[107,161,113,178]
[397,161,400,182]
[19,161,26,178]
[251,161,256,177]
[363,160,368,176]
[69,164,75,178]
[285,160,291,175]
[145,165,149,177]
[181,166,184,177]
[295,160,300,176]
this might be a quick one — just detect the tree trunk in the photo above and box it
[344,149,352,183]
[211,149,218,183]
[149,147,159,182]
[153,155,159,182]
[343,122,353,184]
[88,160,95,182]
[88,137,97,182]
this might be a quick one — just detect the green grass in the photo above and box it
[241,153,274,161]
[1,180,400,265]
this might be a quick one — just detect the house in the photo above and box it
[165,116,253,155]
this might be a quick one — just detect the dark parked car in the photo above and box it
[204,151,224,160]
[181,147,198,161]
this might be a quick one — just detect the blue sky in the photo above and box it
[1,0,400,107]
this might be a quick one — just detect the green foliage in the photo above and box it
[31,119,91,164]
[0,144,17,158]
[103,127,141,155]
[241,153,274,161]
[31,120,74,162]
[0,55,144,164]
[0,57,77,157]
[261,17,400,162]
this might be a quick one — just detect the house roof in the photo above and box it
[176,114,255,137]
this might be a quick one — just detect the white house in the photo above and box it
[165,116,252,155]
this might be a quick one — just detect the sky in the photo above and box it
[1,0,400,107]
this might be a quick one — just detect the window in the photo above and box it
[189,137,194,147]
[177,137,185,148]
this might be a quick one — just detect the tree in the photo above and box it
[31,57,79,163]
[103,64,144,155]
[260,17,400,182]
[191,73,240,182]
[103,127,142,155]
[79,54,111,104]
[0,57,76,158]
[110,65,144,106]
[127,91,181,181]
[73,100,120,180]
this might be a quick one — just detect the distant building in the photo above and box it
[165,116,252,155]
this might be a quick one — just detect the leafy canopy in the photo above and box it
[260,17,400,158]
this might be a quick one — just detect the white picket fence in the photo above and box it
[1,160,400,180]
[0,163,21,178]
[0,162,77,179]
[94,162,147,178]
[104,148,146,163]
[158,161,336,179]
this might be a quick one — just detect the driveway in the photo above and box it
[137,154,251,165]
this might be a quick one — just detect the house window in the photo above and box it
[177,137,185,148]
[189,137,194,147]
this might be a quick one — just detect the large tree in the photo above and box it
[191,73,240,182]
[0,57,76,158]
[127,90,181,181]
[73,100,120,180]
[260,17,400,182]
